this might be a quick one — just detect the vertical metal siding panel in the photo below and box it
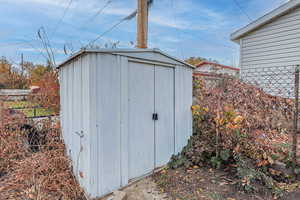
[80,54,91,194]
[239,38,243,76]
[59,69,63,131]
[98,54,122,194]
[59,68,65,143]
[66,62,73,156]
[69,62,76,170]
[89,53,98,197]
[95,53,103,197]
[73,58,81,180]
[175,66,193,154]
[120,56,129,186]
[187,68,193,144]
[61,66,68,150]
[63,66,69,150]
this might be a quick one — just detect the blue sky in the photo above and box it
[0,0,288,67]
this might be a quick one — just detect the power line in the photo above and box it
[80,0,112,29]
[63,0,113,53]
[86,5,141,47]
[86,18,127,47]
[86,0,155,47]
[38,27,56,65]
[19,39,49,60]
[51,0,74,37]
[232,0,252,21]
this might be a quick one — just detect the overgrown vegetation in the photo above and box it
[0,104,85,200]
[0,57,60,114]
[168,76,300,199]
[28,69,60,114]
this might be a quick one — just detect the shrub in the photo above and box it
[169,76,296,197]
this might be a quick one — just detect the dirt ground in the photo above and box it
[152,167,300,200]
[103,177,170,200]
[101,166,300,200]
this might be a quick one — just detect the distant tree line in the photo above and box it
[0,57,60,113]
[185,57,219,66]
[0,57,54,89]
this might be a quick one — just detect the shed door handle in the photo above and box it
[152,113,158,121]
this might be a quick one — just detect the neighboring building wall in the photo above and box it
[195,64,239,76]
[239,6,300,97]
[240,6,300,70]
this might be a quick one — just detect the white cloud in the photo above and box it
[20,47,65,55]
[148,0,226,30]
[7,0,68,7]
[102,7,134,16]
[150,15,189,29]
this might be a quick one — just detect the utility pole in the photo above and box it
[137,0,148,48]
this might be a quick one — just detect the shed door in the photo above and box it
[128,62,175,180]
[154,66,175,167]
[128,62,155,179]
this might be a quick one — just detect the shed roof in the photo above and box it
[57,48,195,69]
[231,0,300,42]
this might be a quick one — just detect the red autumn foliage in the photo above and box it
[30,70,60,114]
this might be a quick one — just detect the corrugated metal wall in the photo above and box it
[59,52,193,198]
[175,66,193,154]
[59,54,92,193]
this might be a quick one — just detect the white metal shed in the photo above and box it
[58,48,194,198]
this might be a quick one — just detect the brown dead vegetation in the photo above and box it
[0,106,86,200]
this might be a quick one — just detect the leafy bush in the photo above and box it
[169,76,297,197]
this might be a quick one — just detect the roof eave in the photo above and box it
[57,48,195,69]
[231,0,300,42]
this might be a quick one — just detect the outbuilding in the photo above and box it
[58,48,194,198]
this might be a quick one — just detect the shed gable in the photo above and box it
[114,51,182,66]
[58,49,194,69]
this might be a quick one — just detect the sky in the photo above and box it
[0,0,289,67]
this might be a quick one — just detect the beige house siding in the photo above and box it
[240,6,300,69]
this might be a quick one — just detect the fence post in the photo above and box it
[34,107,37,117]
[0,99,3,128]
[293,65,299,174]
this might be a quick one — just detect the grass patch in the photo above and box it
[19,108,54,118]
[4,101,38,109]
[4,101,54,117]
